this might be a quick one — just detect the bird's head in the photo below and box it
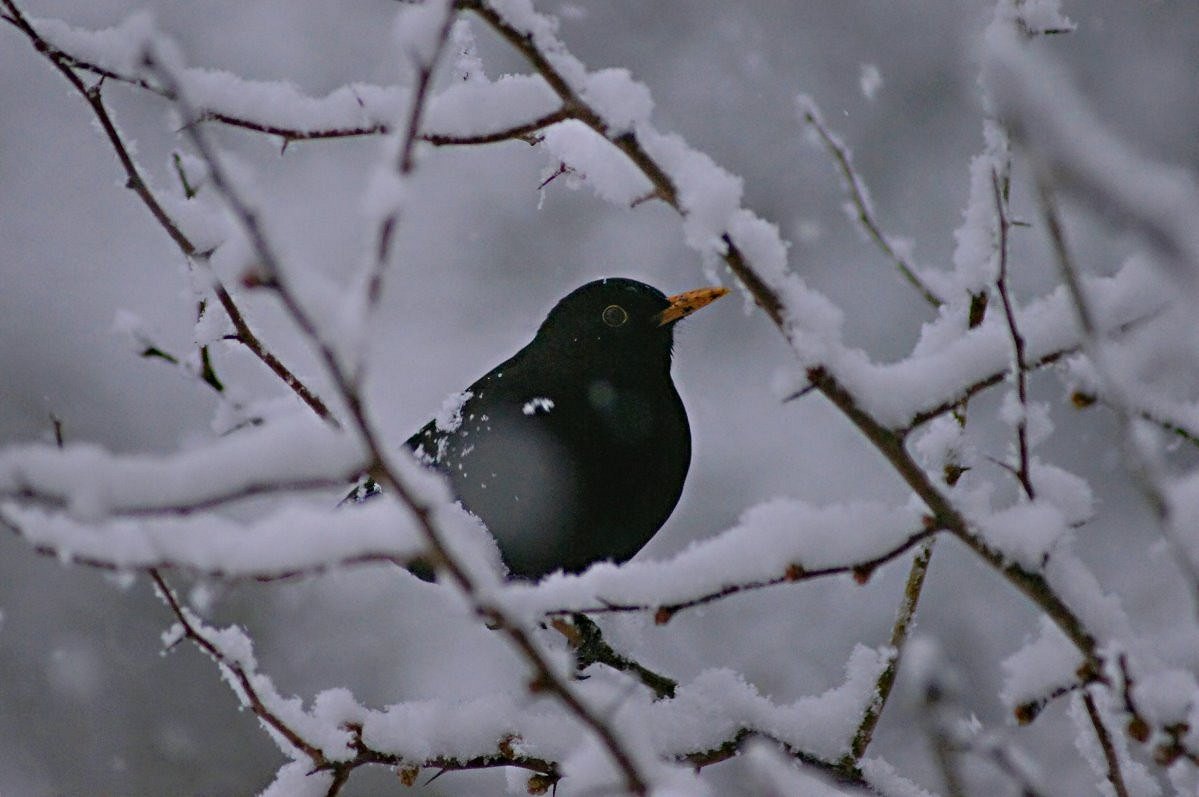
[533,277,728,381]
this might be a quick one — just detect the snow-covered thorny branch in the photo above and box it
[5,0,1199,795]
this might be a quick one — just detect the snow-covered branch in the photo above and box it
[0,0,338,426]
[505,501,932,620]
[0,414,362,518]
[140,22,661,794]
[2,10,568,149]
[8,0,1199,793]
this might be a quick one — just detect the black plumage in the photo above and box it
[360,277,727,579]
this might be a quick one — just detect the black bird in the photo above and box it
[355,277,727,579]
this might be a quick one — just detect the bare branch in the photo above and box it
[901,308,1156,434]
[903,344,1074,433]
[1080,689,1131,797]
[850,538,937,761]
[150,570,888,796]
[152,573,571,793]
[797,96,943,307]
[991,167,1035,500]
[366,1,458,325]
[150,570,331,766]
[0,13,570,150]
[423,106,572,146]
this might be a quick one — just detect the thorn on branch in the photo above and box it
[422,768,449,787]
[49,412,64,448]
[629,189,662,209]
[85,74,105,100]
[140,345,179,364]
[537,162,571,190]
[170,152,199,199]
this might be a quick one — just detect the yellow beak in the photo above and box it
[653,286,729,326]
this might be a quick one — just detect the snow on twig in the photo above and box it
[0,1,339,426]
[506,500,931,620]
[0,413,363,518]
[15,12,567,147]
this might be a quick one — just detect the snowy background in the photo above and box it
[3,1,1199,795]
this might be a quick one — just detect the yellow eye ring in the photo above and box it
[601,304,628,327]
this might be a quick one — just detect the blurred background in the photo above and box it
[3,1,1198,794]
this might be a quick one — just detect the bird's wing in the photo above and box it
[340,347,533,506]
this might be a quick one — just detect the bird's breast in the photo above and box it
[437,377,689,577]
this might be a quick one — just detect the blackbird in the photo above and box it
[354,277,727,579]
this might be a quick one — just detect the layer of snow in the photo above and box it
[0,499,494,580]
[498,499,925,618]
[0,413,364,518]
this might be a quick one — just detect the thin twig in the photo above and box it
[423,106,572,146]
[365,1,457,332]
[676,729,869,789]
[1013,681,1084,726]
[921,676,966,797]
[849,537,937,762]
[1081,690,1131,797]
[977,739,1048,797]
[8,534,411,585]
[900,309,1156,434]
[797,96,943,307]
[142,49,349,428]
[150,570,329,766]
[991,167,1035,500]
[152,568,576,794]
[902,346,1072,433]
[931,733,966,797]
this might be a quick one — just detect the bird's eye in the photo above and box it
[601,304,628,327]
